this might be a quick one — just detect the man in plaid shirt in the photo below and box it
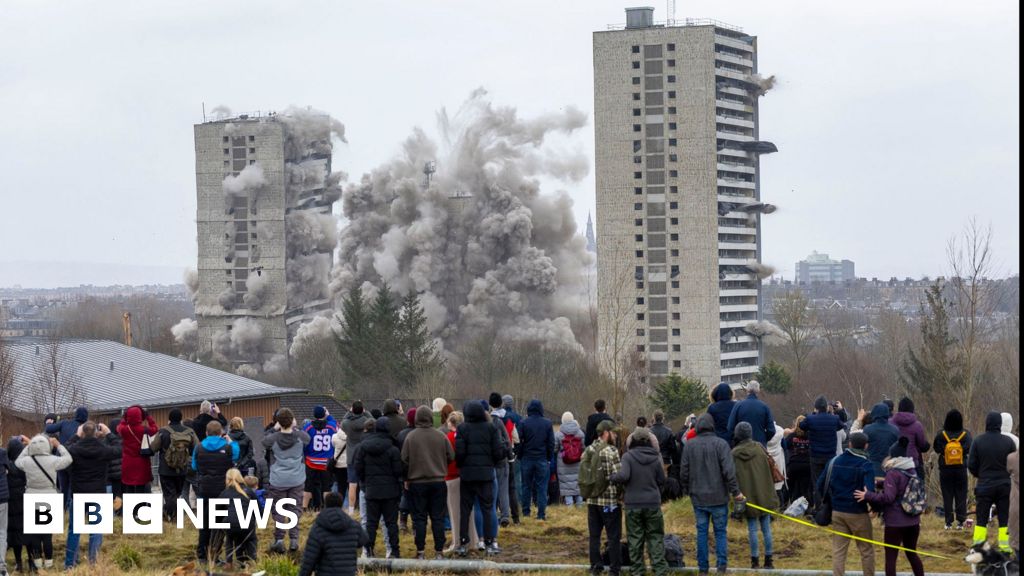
[586,419,623,575]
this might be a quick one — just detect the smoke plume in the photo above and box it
[330,89,593,351]
[184,269,199,304]
[243,273,268,310]
[171,318,198,354]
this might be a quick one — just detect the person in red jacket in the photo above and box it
[117,405,158,493]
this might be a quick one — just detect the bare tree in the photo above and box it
[772,289,815,389]
[33,332,86,417]
[0,336,16,438]
[946,219,999,422]
[596,240,645,418]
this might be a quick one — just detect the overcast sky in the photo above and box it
[0,0,1018,288]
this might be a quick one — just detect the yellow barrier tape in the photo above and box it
[744,502,954,560]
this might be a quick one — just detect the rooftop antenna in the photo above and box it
[423,161,436,188]
[202,102,206,122]
[667,0,676,25]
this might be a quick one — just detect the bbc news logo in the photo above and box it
[25,494,299,534]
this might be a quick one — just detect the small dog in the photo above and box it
[965,542,1019,576]
[168,561,266,576]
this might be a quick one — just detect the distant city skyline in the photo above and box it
[0,1,1018,288]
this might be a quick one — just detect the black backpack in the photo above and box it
[601,541,632,566]
[664,534,685,567]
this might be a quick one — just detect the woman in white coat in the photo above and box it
[15,434,72,570]
[766,423,787,502]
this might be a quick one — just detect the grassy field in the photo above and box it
[21,498,976,575]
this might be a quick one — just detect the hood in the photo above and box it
[375,417,391,436]
[560,420,582,436]
[344,410,365,421]
[1001,413,1014,434]
[627,445,662,465]
[415,405,433,428]
[201,435,230,452]
[943,409,964,432]
[362,430,395,455]
[986,412,1003,433]
[767,425,784,449]
[26,435,52,456]
[464,401,487,423]
[732,438,762,462]
[108,418,122,437]
[883,456,917,472]
[526,399,544,417]
[272,430,301,451]
[814,396,829,412]
[74,407,89,423]
[124,405,144,426]
[711,383,733,402]
[892,412,919,427]
[315,507,353,532]
[7,437,24,460]
[492,407,506,419]
[696,413,716,434]
[228,429,247,441]
[383,399,399,416]
[870,403,891,422]
[310,418,327,431]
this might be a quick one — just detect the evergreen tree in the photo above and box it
[336,284,373,389]
[757,360,793,395]
[397,292,444,389]
[368,282,401,395]
[900,283,964,413]
[651,373,707,422]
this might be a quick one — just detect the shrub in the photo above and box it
[111,543,143,571]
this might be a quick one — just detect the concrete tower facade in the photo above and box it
[594,8,776,385]
[193,112,337,372]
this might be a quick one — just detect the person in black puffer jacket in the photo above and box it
[6,437,29,573]
[353,418,403,558]
[455,400,503,555]
[707,383,737,444]
[228,417,255,476]
[64,422,122,569]
[968,411,1016,552]
[299,492,368,576]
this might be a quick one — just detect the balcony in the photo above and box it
[720,286,761,295]
[719,304,759,313]
[717,162,755,174]
[721,364,760,377]
[714,34,754,53]
[721,349,760,361]
[717,178,755,189]
[716,130,754,143]
[714,67,748,82]
[715,51,754,68]
[719,319,749,329]
[716,115,755,129]
[718,226,757,236]
[717,147,749,160]
[716,99,755,114]
[717,86,749,98]
[718,193,754,203]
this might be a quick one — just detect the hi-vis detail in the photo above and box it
[24,494,299,534]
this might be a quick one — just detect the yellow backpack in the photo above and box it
[943,431,966,466]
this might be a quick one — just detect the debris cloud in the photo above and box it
[329,89,593,351]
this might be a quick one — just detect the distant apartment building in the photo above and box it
[594,7,777,385]
[795,251,855,284]
[193,111,338,372]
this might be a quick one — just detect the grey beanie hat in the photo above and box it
[734,421,753,443]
